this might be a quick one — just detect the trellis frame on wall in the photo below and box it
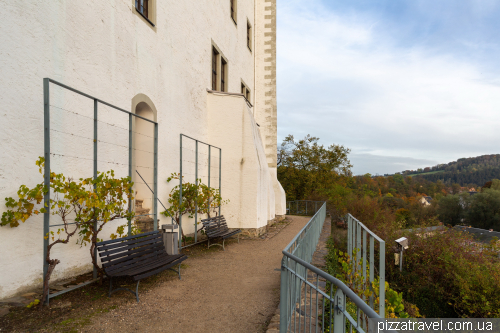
[43,78,158,304]
[178,134,221,249]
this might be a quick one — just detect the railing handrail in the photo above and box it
[346,213,385,243]
[282,250,381,320]
[284,201,326,254]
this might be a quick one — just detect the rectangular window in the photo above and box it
[212,47,219,91]
[241,82,250,102]
[221,58,227,92]
[247,22,252,50]
[135,0,149,18]
[230,0,237,24]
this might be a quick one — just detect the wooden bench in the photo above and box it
[96,230,187,302]
[201,215,241,250]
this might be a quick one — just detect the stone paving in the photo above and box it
[266,216,331,332]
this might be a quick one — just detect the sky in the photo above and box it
[277,0,500,175]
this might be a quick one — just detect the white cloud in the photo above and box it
[277,0,500,174]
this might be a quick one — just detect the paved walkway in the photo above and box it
[82,216,313,333]
[266,216,331,332]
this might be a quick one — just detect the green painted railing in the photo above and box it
[346,214,386,317]
[286,200,324,216]
[280,202,383,332]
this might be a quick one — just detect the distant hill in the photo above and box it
[395,154,500,186]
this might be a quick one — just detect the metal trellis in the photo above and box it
[43,78,158,304]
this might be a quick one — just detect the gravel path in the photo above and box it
[81,216,310,333]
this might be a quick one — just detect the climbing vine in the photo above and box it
[1,157,135,306]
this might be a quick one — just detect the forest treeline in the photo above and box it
[395,154,500,186]
[277,135,500,319]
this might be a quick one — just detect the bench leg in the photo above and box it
[167,263,183,280]
[223,239,225,251]
[207,238,224,250]
[108,277,141,303]
[108,277,113,298]
[238,233,240,244]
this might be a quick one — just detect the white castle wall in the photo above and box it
[0,0,284,299]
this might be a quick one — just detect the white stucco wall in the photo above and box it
[207,92,275,230]
[0,0,285,299]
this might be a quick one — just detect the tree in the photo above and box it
[1,157,134,306]
[161,173,228,245]
[466,189,500,230]
[437,194,468,226]
[277,134,351,200]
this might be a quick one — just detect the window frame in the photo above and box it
[134,0,156,27]
[212,47,219,91]
[230,0,237,25]
[241,81,251,103]
[247,20,252,51]
[221,58,228,92]
[211,42,229,92]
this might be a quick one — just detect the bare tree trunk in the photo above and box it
[39,258,60,309]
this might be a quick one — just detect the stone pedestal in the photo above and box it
[134,199,154,233]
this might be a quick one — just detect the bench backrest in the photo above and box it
[96,230,166,275]
[201,215,229,238]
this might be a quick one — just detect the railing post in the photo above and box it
[179,134,183,249]
[195,140,198,243]
[128,113,133,235]
[362,229,367,300]
[93,99,98,280]
[356,221,361,275]
[279,257,289,332]
[334,289,346,333]
[369,235,375,309]
[153,123,158,231]
[43,78,50,305]
[379,241,386,317]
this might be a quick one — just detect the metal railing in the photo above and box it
[287,200,324,216]
[280,203,382,332]
[346,214,385,317]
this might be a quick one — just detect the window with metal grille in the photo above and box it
[136,0,149,18]
[221,58,227,92]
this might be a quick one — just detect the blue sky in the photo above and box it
[277,0,500,175]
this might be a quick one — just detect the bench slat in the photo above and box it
[118,253,186,277]
[102,246,164,269]
[98,237,163,258]
[97,233,162,251]
[99,241,163,263]
[133,255,187,281]
[106,250,170,276]
[103,246,164,272]
[96,230,159,246]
